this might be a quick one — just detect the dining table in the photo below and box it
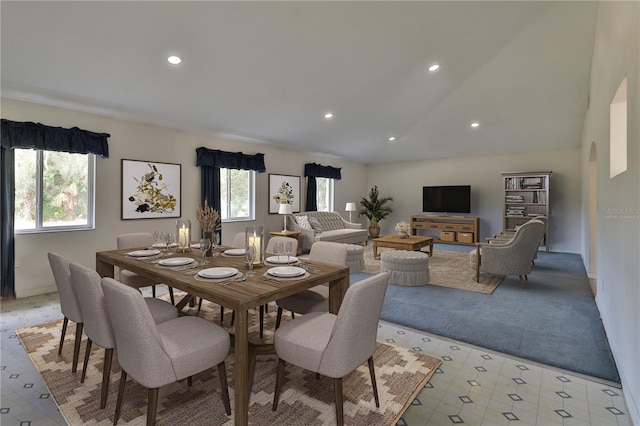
[95,245,350,426]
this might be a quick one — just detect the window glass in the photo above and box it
[14,149,94,232]
[316,177,335,212]
[220,168,255,221]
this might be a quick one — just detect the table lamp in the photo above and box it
[278,203,293,232]
[345,202,356,222]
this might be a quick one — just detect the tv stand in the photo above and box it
[410,215,480,246]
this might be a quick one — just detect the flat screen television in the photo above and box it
[422,185,471,214]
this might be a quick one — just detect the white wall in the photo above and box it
[1,98,367,297]
[581,2,640,424]
[366,148,582,253]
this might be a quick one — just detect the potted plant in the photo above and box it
[359,186,393,238]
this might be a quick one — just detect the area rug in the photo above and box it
[16,299,441,425]
[361,244,503,294]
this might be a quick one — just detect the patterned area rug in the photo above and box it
[362,244,504,294]
[16,296,441,425]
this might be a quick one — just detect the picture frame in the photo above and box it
[269,174,301,214]
[121,159,181,220]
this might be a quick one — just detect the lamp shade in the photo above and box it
[345,202,356,212]
[278,203,293,215]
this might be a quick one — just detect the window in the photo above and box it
[316,177,335,212]
[14,149,95,233]
[220,168,255,221]
[610,76,627,178]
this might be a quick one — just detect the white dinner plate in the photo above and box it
[127,249,160,257]
[198,267,239,279]
[158,257,194,267]
[267,266,306,278]
[266,256,298,264]
[191,243,201,249]
[224,248,246,256]
[152,243,178,248]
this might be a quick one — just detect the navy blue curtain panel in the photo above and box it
[1,147,15,299]
[304,162,341,211]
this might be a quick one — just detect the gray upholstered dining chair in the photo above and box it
[266,236,298,255]
[231,232,246,248]
[275,241,347,329]
[101,277,232,424]
[469,219,545,288]
[272,272,390,426]
[117,233,175,304]
[48,252,83,373]
[69,263,179,409]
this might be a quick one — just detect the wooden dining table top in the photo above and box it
[95,247,349,313]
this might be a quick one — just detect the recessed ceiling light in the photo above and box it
[470,122,480,128]
[167,55,182,65]
[388,136,396,142]
[324,112,334,119]
[428,64,440,72]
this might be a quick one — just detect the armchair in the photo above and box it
[470,220,545,288]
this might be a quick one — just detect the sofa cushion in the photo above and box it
[308,217,323,233]
[296,215,313,230]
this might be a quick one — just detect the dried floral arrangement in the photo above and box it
[272,181,294,205]
[195,199,221,233]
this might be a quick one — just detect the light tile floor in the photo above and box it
[1,289,631,426]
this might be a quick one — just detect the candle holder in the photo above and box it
[176,219,192,253]
[245,225,264,267]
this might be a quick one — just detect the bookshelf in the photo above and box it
[502,171,551,252]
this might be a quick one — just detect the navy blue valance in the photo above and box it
[196,147,266,172]
[304,162,341,179]
[1,119,110,158]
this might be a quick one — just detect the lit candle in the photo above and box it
[248,234,261,264]
[179,225,189,249]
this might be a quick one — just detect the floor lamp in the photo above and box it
[345,202,356,222]
[278,203,293,232]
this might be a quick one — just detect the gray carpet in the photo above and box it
[352,246,621,383]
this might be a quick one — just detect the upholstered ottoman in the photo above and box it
[380,250,430,286]
[345,244,365,273]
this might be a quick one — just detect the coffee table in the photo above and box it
[373,235,434,259]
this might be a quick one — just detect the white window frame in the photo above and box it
[316,177,335,212]
[15,149,96,234]
[220,168,256,222]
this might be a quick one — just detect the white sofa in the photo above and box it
[286,211,368,251]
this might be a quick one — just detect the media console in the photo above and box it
[410,215,480,246]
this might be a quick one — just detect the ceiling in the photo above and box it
[1,1,598,164]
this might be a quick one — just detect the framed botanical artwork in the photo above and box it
[269,174,300,214]
[121,159,181,220]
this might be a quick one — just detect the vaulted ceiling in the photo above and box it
[1,1,598,164]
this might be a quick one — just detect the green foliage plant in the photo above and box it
[359,185,393,229]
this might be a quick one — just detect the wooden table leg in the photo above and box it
[95,258,114,278]
[328,274,349,314]
[373,242,379,260]
[234,309,249,426]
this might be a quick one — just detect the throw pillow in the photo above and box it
[296,215,313,231]
[308,217,323,234]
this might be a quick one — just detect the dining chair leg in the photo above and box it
[218,361,231,415]
[72,323,84,373]
[220,305,225,322]
[147,387,159,426]
[275,307,283,329]
[101,348,114,409]
[259,305,264,338]
[334,377,344,426]
[368,356,380,407]
[169,287,175,305]
[81,338,93,383]
[272,358,286,411]
[114,370,127,425]
[198,298,203,312]
[152,285,156,298]
[188,376,192,386]
[58,317,69,355]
